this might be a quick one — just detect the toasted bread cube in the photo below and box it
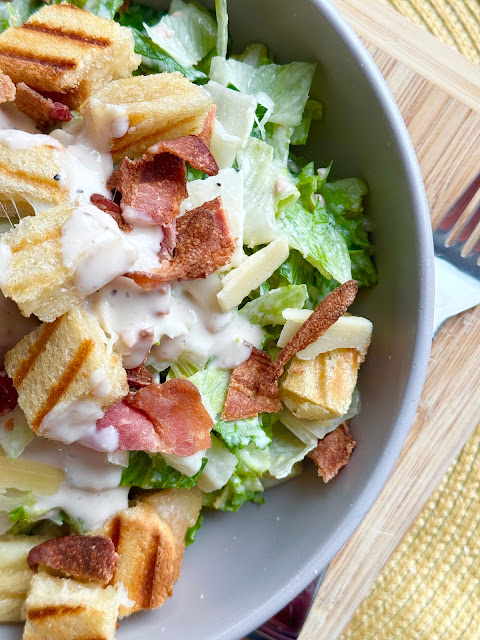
[0,4,140,110]
[142,488,202,581]
[280,348,363,420]
[101,503,178,617]
[0,204,138,322]
[4,305,128,436]
[23,573,122,640]
[81,73,213,161]
[0,132,70,218]
[0,535,48,622]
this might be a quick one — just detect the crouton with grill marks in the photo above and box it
[0,133,70,219]
[0,4,141,110]
[280,348,363,420]
[81,73,214,161]
[0,204,138,322]
[23,573,123,640]
[4,305,128,437]
[0,535,48,622]
[100,503,178,617]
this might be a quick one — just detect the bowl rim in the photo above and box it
[220,0,435,637]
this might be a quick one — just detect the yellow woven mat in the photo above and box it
[341,3,480,639]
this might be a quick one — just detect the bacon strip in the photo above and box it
[90,193,133,232]
[0,372,17,417]
[15,83,72,127]
[221,347,281,421]
[27,535,117,585]
[0,72,15,104]
[126,379,213,456]
[307,422,356,482]
[270,280,358,379]
[96,401,162,452]
[126,196,235,290]
[117,153,187,226]
[126,364,154,388]
[147,135,219,176]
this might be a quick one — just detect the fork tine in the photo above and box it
[436,172,480,233]
[453,199,480,248]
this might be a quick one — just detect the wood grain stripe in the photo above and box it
[32,339,94,430]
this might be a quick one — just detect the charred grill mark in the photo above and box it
[0,50,77,70]
[0,160,66,197]
[13,318,62,387]
[139,533,160,609]
[32,339,95,429]
[27,604,86,620]
[11,228,61,254]
[22,23,111,47]
[109,516,122,550]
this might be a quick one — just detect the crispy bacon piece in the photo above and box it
[0,372,17,417]
[159,220,176,260]
[126,379,213,456]
[126,364,154,388]
[147,135,219,176]
[107,170,119,192]
[15,83,72,127]
[199,105,216,146]
[96,401,162,452]
[27,535,118,585]
[0,71,15,104]
[117,153,187,226]
[307,422,356,482]
[126,197,235,290]
[270,280,358,380]
[90,193,133,232]
[221,347,281,421]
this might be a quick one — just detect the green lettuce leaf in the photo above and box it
[79,0,123,19]
[187,368,229,420]
[127,27,207,82]
[116,0,165,30]
[0,0,41,31]
[350,250,378,287]
[291,98,323,145]
[320,178,368,216]
[214,416,271,450]
[237,442,270,475]
[268,422,315,479]
[185,511,203,546]
[196,433,238,493]
[277,201,352,283]
[202,462,264,512]
[215,0,228,58]
[120,451,206,489]
[144,0,216,68]
[231,43,272,67]
[0,406,34,458]
[239,285,307,326]
[210,56,315,128]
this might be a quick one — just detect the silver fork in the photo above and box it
[247,171,480,640]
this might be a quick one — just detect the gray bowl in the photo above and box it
[2,1,434,639]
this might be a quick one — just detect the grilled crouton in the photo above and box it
[280,348,363,420]
[0,132,70,218]
[81,73,213,161]
[0,4,140,110]
[142,488,202,582]
[4,305,128,436]
[23,573,123,640]
[0,204,138,321]
[101,503,178,617]
[0,535,48,622]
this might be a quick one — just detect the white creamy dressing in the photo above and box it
[20,437,129,530]
[0,128,64,151]
[125,224,164,272]
[86,98,130,145]
[0,102,38,133]
[60,205,138,295]
[148,275,264,370]
[0,291,39,367]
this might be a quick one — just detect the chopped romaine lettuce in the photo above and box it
[116,0,165,30]
[202,462,264,512]
[214,415,271,450]
[236,137,279,246]
[239,285,307,326]
[144,0,217,68]
[237,442,270,475]
[167,358,203,380]
[79,0,124,19]
[185,511,203,546]
[277,201,352,283]
[350,250,378,287]
[291,98,323,145]
[0,406,34,458]
[196,434,238,492]
[187,368,229,420]
[210,56,315,128]
[162,450,206,476]
[215,0,228,58]
[0,0,40,31]
[232,43,272,67]
[321,178,368,216]
[268,422,316,479]
[120,451,206,489]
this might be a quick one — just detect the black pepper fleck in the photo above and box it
[54,174,61,181]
